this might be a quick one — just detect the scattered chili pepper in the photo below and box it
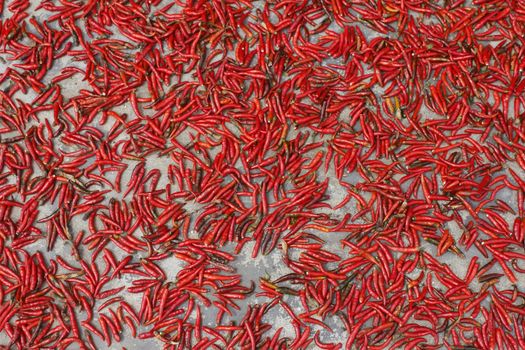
[0,0,525,348]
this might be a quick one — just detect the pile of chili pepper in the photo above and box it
[1,0,525,349]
